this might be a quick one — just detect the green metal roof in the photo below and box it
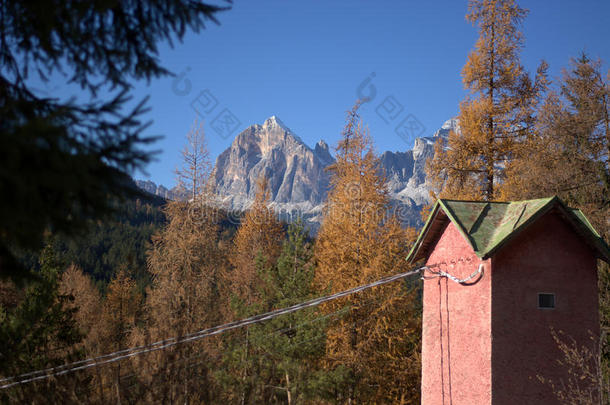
[407,196,610,264]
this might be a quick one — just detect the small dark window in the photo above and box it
[538,293,555,309]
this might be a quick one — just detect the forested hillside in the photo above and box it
[50,195,167,291]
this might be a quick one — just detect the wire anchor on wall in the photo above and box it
[422,262,484,284]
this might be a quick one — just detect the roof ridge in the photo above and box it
[466,202,490,234]
[481,197,557,258]
[512,203,528,231]
[439,198,509,204]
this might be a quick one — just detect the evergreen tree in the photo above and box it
[220,176,285,404]
[315,104,421,404]
[427,0,547,201]
[0,246,85,403]
[50,195,166,290]
[219,220,345,404]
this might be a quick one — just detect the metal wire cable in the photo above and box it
[77,276,418,400]
[121,259,480,401]
[0,265,427,390]
[125,303,380,401]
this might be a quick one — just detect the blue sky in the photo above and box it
[45,1,610,187]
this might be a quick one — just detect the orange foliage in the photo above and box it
[229,176,285,306]
[315,104,421,403]
[427,0,547,201]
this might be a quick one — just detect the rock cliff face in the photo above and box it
[380,118,457,207]
[212,116,331,218]
[138,116,457,228]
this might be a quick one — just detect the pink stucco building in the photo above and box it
[407,197,610,405]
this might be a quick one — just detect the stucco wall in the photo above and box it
[422,222,492,405]
[491,212,599,404]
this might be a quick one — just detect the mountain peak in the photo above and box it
[314,139,333,165]
[433,117,459,138]
[263,115,290,132]
[214,116,333,217]
[441,117,458,130]
[142,117,457,229]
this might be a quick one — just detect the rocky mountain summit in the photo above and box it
[134,179,179,200]
[380,118,457,207]
[212,116,332,218]
[138,116,457,228]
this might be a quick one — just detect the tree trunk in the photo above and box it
[97,366,105,404]
[115,366,122,405]
[240,328,250,405]
[285,371,292,405]
[601,91,610,201]
[348,321,357,405]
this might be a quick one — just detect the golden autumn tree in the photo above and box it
[93,269,141,404]
[503,54,609,237]
[315,104,421,404]
[228,176,285,306]
[133,120,226,403]
[427,0,547,201]
[58,265,101,352]
[135,201,224,403]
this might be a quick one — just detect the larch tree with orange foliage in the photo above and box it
[427,0,547,201]
[503,54,609,237]
[133,121,225,404]
[94,269,141,404]
[229,176,285,306]
[58,265,101,352]
[315,104,421,404]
